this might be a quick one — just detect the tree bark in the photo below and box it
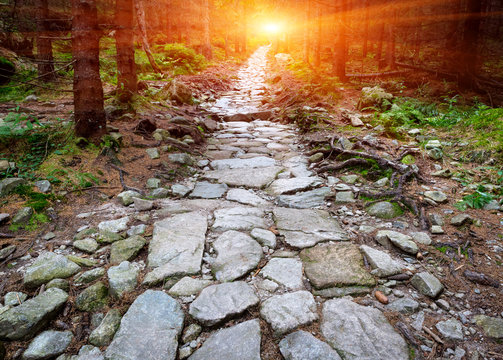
[36,0,55,80]
[72,0,107,141]
[202,0,213,60]
[362,0,369,58]
[134,0,162,73]
[314,4,321,68]
[115,0,137,102]
[303,0,310,64]
[460,0,483,87]
[333,1,347,80]
[385,6,397,70]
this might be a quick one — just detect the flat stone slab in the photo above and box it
[22,330,73,360]
[301,243,375,289]
[189,182,228,199]
[210,156,276,170]
[474,315,503,338]
[211,231,263,281]
[279,330,342,360]
[144,212,207,285]
[107,261,139,299]
[360,245,402,277]
[260,291,318,336]
[204,166,283,188]
[98,216,129,233]
[321,298,409,360]
[226,188,268,206]
[189,282,259,326]
[277,187,331,209]
[24,252,81,288]
[212,207,267,232]
[376,230,418,255]
[0,288,68,340]
[273,208,348,248]
[267,177,323,196]
[260,257,304,290]
[168,277,214,297]
[188,319,261,360]
[105,290,184,360]
[435,318,464,341]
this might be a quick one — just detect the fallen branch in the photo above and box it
[463,270,500,288]
[422,326,444,344]
[109,164,145,195]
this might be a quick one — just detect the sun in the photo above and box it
[263,23,282,35]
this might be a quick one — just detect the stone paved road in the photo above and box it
[3,46,493,360]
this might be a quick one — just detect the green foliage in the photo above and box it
[136,43,207,76]
[454,186,495,211]
[10,212,49,232]
[13,185,56,212]
[0,68,37,102]
[0,112,72,181]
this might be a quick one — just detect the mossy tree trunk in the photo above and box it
[72,0,107,141]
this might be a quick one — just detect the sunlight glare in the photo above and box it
[263,22,281,35]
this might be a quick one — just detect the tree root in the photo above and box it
[109,163,145,195]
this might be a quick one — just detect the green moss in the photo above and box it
[9,212,49,232]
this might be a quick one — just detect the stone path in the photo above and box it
[2,46,500,360]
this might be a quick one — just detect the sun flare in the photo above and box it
[263,22,282,35]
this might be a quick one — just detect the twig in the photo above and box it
[422,326,444,344]
[109,163,145,195]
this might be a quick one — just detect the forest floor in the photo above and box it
[0,46,502,360]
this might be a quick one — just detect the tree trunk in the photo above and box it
[333,0,347,80]
[72,0,107,141]
[385,6,397,70]
[460,0,482,86]
[202,0,213,60]
[36,0,55,80]
[314,4,321,68]
[376,21,385,68]
[303,0,310,64]
[134,0,162,73]
[362,0,369,58]
[115,0,137,102]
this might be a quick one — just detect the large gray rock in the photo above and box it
[212,207,267,232]
[226,189,268,206]
[321,298,408,360]
[189,282,259,326]
[73,238,99,254]
[203,166,283,188]
[105,290,184,360]
[168,153,194,165]
[117,191,142,206]
[410,272,444,298]
[70,346,104,360]
[74,268,105,286]
[273,208,348,248]
[279,330,342,360]
[24,252,81,288]
[189,182,228,199]
[376,230,418,255]
[360,245,402,277]
[22,330,73,360]
[210,156,276,170]
[110,236,146,264]
[144,212,207,285]
[107,262,139,298]
[89,309,122,347]
[300,243,375,289]
[260,291,318,336]
[250,228,276,248]
[424,191,448,203]
[267,177,323,196]
[211,231,263,281]
[75,282,108,312]
[260,258,304,290]
[0,177,26,196]
[277,187,331,209]
[474,315,503,338]
[387,297,419,314]
[366,201,402,219]
[12,207,33,224]
[0,288,68,340]
[189,319,261,360]
[435,319,464,341]
[167,277,213,297]
[98,217,129,233]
